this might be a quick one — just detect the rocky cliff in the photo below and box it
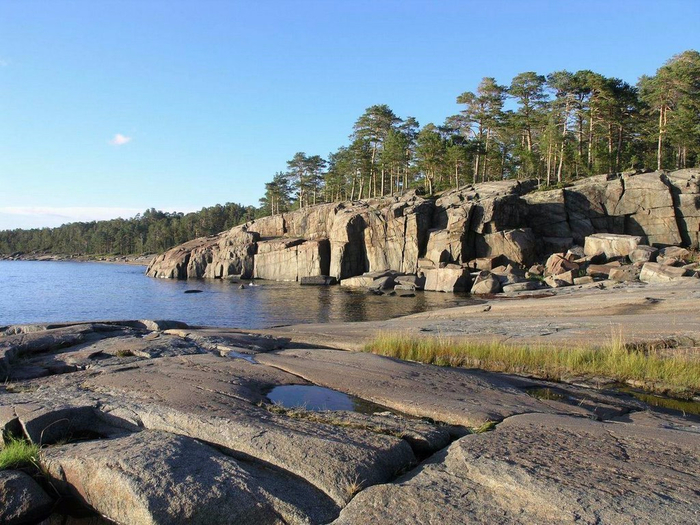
[146,169,700,282]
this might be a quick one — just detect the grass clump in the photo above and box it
[0,436,40,470]
[365,333,700,396]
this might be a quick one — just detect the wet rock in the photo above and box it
[584,233,642,259]
[0,470,54,525]
[334,413,700,524]
[255,349,555,427]
[300,275,337,286]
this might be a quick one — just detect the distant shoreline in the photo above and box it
[0,252,154,266]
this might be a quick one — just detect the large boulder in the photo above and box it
[639,262,690,283]
[334,413,700,524]
[423,267,472,293]
[470,272,501,294]
[475,228,537,267]
[544,253,579,276]
[41,431,284,525]
[584,233,642,259]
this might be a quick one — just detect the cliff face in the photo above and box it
[146,169,700,281]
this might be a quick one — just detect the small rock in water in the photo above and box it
[239,284,246,289]
[184,290,203,294]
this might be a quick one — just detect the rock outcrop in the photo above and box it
[1,320,698,524]
[147,170,700,284]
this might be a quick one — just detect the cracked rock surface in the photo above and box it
[0,320,698,524]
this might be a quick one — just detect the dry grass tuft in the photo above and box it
[366,332,700,396]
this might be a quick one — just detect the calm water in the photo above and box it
[0,260,476,328]
[266,385,386,413]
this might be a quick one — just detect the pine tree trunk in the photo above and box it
[657,107,664,171]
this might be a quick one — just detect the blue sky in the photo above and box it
[1,0,699,229]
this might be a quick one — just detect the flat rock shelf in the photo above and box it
[0,309,698,524]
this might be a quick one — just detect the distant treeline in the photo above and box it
[0,204,257,256]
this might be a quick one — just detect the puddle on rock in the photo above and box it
[226,350,258,364]
[615,386,700,417]
[526,387,567,402]
[266,385,385,414]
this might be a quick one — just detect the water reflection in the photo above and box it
[266,385,385,414]
[0,261,481,328]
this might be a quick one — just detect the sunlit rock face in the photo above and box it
[146,169,700,282]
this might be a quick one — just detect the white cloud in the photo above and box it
[109,133,132,146]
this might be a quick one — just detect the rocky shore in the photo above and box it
[1,296,699,523]
[2,169,700,524]
[146,169,700,295]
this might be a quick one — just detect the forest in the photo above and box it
[0,204,257,256]
[2,50,699,257]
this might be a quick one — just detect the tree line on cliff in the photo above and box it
[260,50,700,213]
[1,50,698,257]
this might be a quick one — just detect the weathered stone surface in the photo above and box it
[0,323,135,379]
[423,267,471,293]
[586,263,616,278]
[334,413,700,525]
[656,246,691,266]
[41,431,285,525]
[339,275,378,288]
[544,275,571,288]
[0,470,54,525]
[584,233,642,259]
[609,265,641,282]
[573,275,594,285]
[255,349,552,427]
[475,228,536,266]
[629,245,658,263]
[544,253,579,276]
[524,189,572,239]
[470,272,501,294]
[639,262,690,283]
[147,171,700,293]
[501,281,543,293]
[254,239,330,281]
[667,169,700,248]
[76,355,416,506]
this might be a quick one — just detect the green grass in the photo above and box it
[365,333,700,396]
[0,436,40,470]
